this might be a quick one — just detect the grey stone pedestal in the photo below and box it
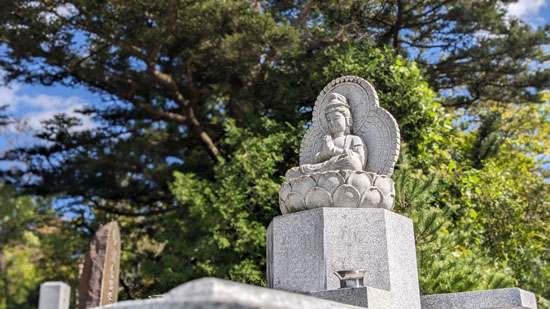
[101,277,362,309]
[421,288,538,309]
[308,286,393,308]
[267,208,420,309]
[38,281,71,309]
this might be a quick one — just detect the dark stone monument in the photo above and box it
[78,221,121,309]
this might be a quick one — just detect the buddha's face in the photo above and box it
[326,111,348,135]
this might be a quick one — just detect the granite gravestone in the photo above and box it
[270,76,420,308]
[78,221,121,308]
[96,277,537,309]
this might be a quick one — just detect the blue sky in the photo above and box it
[0,0,549,155]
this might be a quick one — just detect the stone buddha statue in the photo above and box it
[279,76,400,214]
[285,93,367,180]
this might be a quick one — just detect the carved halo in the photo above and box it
[299,76,400,176]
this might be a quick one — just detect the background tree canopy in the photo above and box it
[0,0,549,307]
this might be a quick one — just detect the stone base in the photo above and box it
[308,286,393,309]
[100,277,362,309]
[279,171,395,214]
[421,288,537,309]
[38,281,71,309]
[267,208,420,309]
[97,278,539,309]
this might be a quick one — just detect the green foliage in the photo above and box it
[394,157,514,295]
[315,45,440,147]
[451,98,550,304]
[394,95,550,305]
[0,0,549,306]
[0,185,42,308]
[158,118,300,289]
[0,185,80,308]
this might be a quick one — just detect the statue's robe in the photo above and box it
[286,135,367,180]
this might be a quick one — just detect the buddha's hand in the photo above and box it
[321,135,335,156]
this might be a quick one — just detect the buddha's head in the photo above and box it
[325,93,352,136]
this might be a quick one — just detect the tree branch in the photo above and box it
[302,27,347,49]
[398,40,451,49]
[89,198,178,217]
[74,22,145,61]
[29,2,221,160]
[119,277,134,300]
[145,67,221,160]
[74,68,189,124]
[149,6,177,62]
[292,0,316,27]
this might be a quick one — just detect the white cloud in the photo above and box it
[0,84,21,110]
[0,83,96,155]
[0,83,96,133]
[23,103,95,131]
[19,93,84,110]
[506,0,547,19]
[55,3,78,18]
[38,3,79,25]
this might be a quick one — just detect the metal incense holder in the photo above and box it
[333,270,367,288]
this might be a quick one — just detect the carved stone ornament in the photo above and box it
[279,76,400,214]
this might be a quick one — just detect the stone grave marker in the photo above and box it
[38,281,71,309]
[78,221,121,308]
